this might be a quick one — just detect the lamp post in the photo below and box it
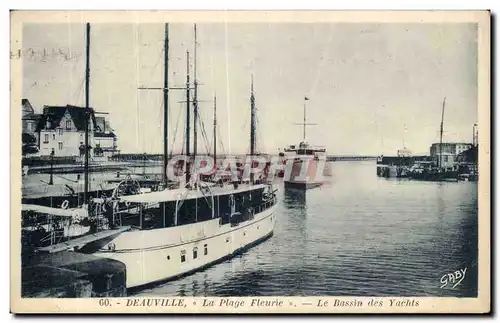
[473,123,478,147]
[49,148,54,185]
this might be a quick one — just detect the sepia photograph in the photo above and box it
[10,10,490,314]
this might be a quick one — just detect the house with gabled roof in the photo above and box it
[36,105,98,157]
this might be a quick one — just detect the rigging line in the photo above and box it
[133,22,142,151]
[198,116,207,154]
[149,45,164,79]
[196,112,210,155]
[106,57,113,112]
[224,17,231,154]
[170,102,183,158]
[74,77,85,106]
[257,119,265,154]
[308,24,335,97]
[199,116,211,155]
[217,125,225,156]
[159,95,165,154]
[67,21,74,102]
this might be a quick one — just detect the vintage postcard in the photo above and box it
[10,10,490,314]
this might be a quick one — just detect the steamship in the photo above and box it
[283,97,330,189]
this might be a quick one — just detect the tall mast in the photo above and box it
[303,98,306,142]
[439,97,446,168]
[402,124,406,149]
[193,24,199,157]
[162,24,169,184]
[213,93,217,167]
[293,96,316,143]
[136,24,170,184]
[250,75,256,184]
[84,23,90,206]
[185,51,191,183]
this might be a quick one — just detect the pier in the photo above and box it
[22,251,127,298]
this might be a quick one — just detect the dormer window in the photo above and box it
[65,120,72,130]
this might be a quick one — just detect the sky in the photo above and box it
[22,22,478,156]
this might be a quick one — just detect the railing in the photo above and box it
[253,195,277,215]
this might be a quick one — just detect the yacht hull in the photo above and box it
[284,157,326,190]
[92,204,277,289]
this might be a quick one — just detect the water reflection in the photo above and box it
[283,188,306,209]
[135,162,478,297]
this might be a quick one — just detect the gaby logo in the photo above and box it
[440,267,467,289]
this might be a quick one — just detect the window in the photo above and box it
[94,143,103,157]
[26,122,32,131]
[180,250,186,263]
[58,128,63,136]
[193,247,198,259]
[65,120,72,130]
[58,142,63,150]
[52,134,55,140]
[204,244,208,256]
[43,134,49,143]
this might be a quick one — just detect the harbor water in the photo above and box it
[130,161,477,297]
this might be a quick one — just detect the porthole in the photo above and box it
[226,237,230,243]
[243,231,247,236]
[167,255,170,260]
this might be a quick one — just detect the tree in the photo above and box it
[22,133,38,155]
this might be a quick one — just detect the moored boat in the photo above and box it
[283,97,330,189]
[89,24,278,289]
[92,177,277,288]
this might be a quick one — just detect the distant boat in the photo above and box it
[407,97,459,182]
[282,97,330,189]
[376,148,412,178]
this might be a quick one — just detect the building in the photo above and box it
[22,99,42,140]
[94,116,119,158]
[430,142,472,167]
[25,101,119,158]
[22,99,42,155]
[36,105,99,157]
